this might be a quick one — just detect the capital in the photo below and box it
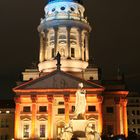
[47,95,54,103]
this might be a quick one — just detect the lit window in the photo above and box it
[58,108,65,114]
[71,48,75,57]
[106,107,114,113]
[88,106,96,112]
[40,125,46,138]
[0,111,1,113]
[6,111,10,114]
[39,106,47,112]
[23,125,29,138]
[23,106,31,112]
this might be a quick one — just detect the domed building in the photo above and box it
[13,0,128,139]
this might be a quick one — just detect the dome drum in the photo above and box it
[38,19,91,33]
[38,59,88,72]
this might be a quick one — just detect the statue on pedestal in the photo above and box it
[75,83,86,119]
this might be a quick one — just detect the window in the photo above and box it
[128,119,130,125]
[5,119,8,127]
[40,125,45,138]
[61,7,65,10]
[133,128,136,132]
[52,48,54,58]
[39,106,47,112]
[132,110,135,115]
[137,119,140,124]
[132,119,136,124]
[5,135,9,140]
[52,8,55,12]
[1,119,4,128]
[136,99,139,103]
[23,106,31,112]
[71,48,75,57]
[72,106,75,112]
[58,108,65,114]
[137,110,140,115]
[23,125,29,138]
[138,128,140,133]
[106,107,114,113]
[88,106,96,112]
[58,102,64,105]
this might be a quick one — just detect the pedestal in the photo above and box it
[71,119,88,138]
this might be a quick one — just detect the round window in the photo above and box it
[71,7,75,11]
[61,7,65,10]
[52,8,55,12]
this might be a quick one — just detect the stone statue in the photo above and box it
[75,83,86,119]
[85,123,95,140]
[85,124,101,140]
[60,123,73,140]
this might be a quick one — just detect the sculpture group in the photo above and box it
[58,83,101,140]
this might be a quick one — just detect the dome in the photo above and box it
[48,0,83,5]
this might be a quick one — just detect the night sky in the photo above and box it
[0,0,140,99]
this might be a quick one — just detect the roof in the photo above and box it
[13,70,104,93]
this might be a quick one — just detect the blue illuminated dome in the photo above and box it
[48,0,83,4]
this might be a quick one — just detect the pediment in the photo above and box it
[14,70,104,92]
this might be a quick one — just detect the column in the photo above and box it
[39,31,45,62]
[44,30,48,60]
[67,27,71,58]
[47,95,53,140]
[31,95,37,139]
[14,96,21,139]
[64,95,70,124]
[85,32,89,61]
[121,98,128,137]
[78,28,82,60]
[54,27,58,56]
[97,96,103,134]
[114,97,121,135]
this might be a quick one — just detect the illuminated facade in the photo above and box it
[13,0,128,139]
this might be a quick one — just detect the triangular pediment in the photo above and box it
[14,70,104,91]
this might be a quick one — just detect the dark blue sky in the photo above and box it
[0,0,140,99]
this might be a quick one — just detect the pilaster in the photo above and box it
[31,95,37,139]
[97,95,103,134]
[14,96,21,139]
[47,95,53,140]
[64,95,70,124]
[114,97,121,135]
[39,31,45,62]
[121,98,128,137]
[67,27,71,58]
